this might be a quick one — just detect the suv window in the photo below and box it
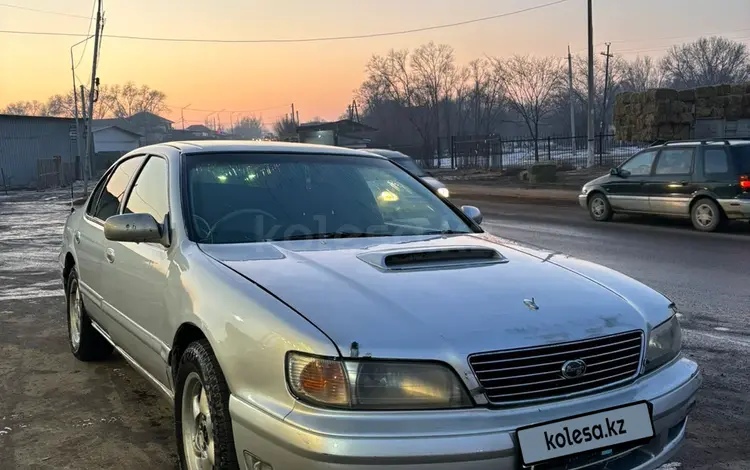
[704,148,730,174]
[654,148,694,175]
[92,156,145,221]
[123,157,169,224]
[620,150,657,176]
[733,145,750,175]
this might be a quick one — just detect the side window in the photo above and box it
[92,156,146,221]
[123,157,169,224]
[620,150,657,176]
[86,172,111,216]
[654,148,694,176]
[703,149,730,175]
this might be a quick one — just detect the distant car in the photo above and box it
[60,141,699,470]
[580,139,750,231]
[364,148,450,198]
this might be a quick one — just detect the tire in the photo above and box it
[175,340,239,470]
[690,198,722,232]
[588,193,613,222]
[66,268,113,361]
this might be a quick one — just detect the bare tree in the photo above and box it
[2,100,50,116]
[232,115,264,139]
[272,115,298,140]
[661,36,750,89]
[620,56,665,92]
[492,55,564,160]
[105,81,168,118]
[411,42,459,159]
[467,58,505,135]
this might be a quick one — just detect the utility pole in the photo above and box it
[84,0,103,195]
[181,104,191,130]
[80,85,87,164]
[586,0,595,168]
[568,45,576,151]
[70,39,88,180]
[600,43,613,136]
[296,110,300,126]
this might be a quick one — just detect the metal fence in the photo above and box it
[449,134,649,170]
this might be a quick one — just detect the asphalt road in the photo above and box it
[0,189,748,469]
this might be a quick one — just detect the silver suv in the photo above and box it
[60,141,700,470]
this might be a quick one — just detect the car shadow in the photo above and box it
[613,214,750,235]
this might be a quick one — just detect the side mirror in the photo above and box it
[104,213,165,245]
[461,205,483,225]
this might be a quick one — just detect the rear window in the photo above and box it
[732,145,750,174]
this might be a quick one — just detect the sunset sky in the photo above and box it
[1,0,749,126]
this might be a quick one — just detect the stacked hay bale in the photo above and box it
[614,83,750,142]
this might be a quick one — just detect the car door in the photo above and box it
[76,156,145,325]
[99,155,172,387]
[646,147,696,216]
[603,149,658,212]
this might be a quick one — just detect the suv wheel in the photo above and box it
[588,193,613,222]
[691,198,722,232]
[175,340,239,470]
[66,268,113,361]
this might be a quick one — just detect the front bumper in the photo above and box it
[229,357,700,470]
[579,194,588,210]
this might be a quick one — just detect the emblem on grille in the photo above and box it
[561,359,587,379]
[523,298,539,310]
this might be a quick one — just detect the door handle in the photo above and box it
[74,231,81,244]
[105,248,115,263]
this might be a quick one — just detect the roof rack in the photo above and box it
[659,138,733,146]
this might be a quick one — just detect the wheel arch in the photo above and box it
[689,193,726,218]
[586,189,608,204]
[169,322,209,381]
[63,252,76,292]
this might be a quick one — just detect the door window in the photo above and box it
[123,157,169,224]
[92,156,146,221]
[654,149,694,176]
[703,149,730,175]
[620,150,657,176]
[86,171,111,216]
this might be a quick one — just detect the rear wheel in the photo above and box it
[66,268,113,361]
[690,198,722,232]
[588,193,613,222]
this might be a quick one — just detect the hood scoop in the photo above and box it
[358,245,508,271]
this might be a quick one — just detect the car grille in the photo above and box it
[469,330,644,405]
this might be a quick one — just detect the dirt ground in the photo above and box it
[1,188,748,469]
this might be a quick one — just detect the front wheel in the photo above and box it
[691,198,722,232]
[588,193,613,222]
[175,340,239,470]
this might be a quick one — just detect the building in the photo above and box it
[0,114,78,189]
[296,119,376,148]
[185,124,216,138]
[94,111,174,146]
[91,124,143,175]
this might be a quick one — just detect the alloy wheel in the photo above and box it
[181,372,215,470]
[68,280,82,351]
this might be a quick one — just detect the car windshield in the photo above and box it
[392,157,427,177]
[185,153,474,244]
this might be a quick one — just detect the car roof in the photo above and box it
[128,140,389,160]
[363,148,409,159]
[657,139,750,147]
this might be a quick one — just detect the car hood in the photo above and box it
[421,176,446,189]
[200,234,671,359]
[584,174,611,187]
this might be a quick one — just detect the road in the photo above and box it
[0,189,748,469]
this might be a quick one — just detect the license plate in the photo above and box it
[517,402,654,466]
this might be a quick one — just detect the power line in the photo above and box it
[572,27,750,54]
[175,104,290,114]
[0,2,90,19]
[73,0,98,70]
[0,0,572,44]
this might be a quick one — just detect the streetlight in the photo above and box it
[70,36,94,191]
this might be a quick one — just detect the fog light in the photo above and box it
[243,451,273,470]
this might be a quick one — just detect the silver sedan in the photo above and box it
[59,141,700,470]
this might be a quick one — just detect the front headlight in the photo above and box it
[286,352,472,410]
[644,314,682,374]
[437,187,450,198]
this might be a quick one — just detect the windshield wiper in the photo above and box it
[419,229,469,236]
[271,231,392,241]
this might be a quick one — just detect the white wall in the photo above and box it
[93,127,140,153]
